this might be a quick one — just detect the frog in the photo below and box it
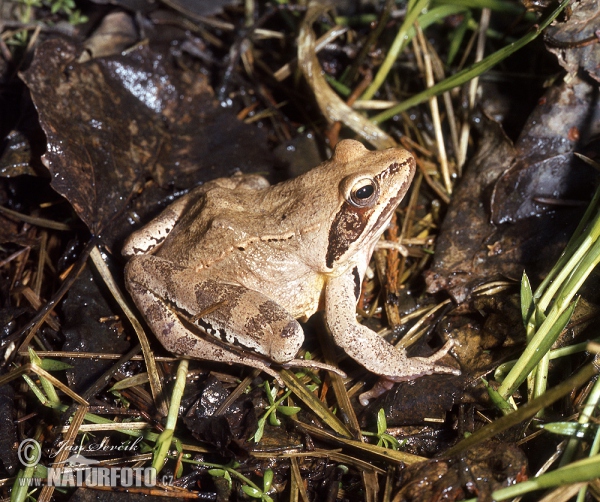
[123,139,459,389]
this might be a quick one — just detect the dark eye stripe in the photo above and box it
[325,203,369,269]
[352,266,361,300]
[325,157,415,269]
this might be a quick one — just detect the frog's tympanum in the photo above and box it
[123,140,458,387]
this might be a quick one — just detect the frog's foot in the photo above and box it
[383,340,460,382]
[326,271,459,390]
[358,379,396,406]
[282,359,347,378]
[357,341,460,406]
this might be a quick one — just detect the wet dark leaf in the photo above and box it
[20,38,280,239]
[396,440,527,501]
[20,39,164,235]
[362,374,463,427]
[492,78,600,224]
[492,153,579,224]
[184,376,258,457]
[545,0,600,83]
[0,385,18,475]
[426,76,600,302]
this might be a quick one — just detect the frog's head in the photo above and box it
[320,139,416,270]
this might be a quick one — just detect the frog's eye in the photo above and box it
[347,178,379,207]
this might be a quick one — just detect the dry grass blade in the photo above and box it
[37,404,89,502]
[3,0,594,498]
[277,449,387,474]
[215,370,261,415]
[414,24,452,195]
[298,2,395,149]
[59,422,151,433]
[274,25,348,81]
[458,8,490,170]
[90,246,167,416]
[319,325,379,501]
[19,286,60,331]
[29,363,88,405]
[16,350,178,361]
[289,456,310,502]
[0,204,73,231]
[294,421,426,465]
[7,241,92,355]
[280,369,352,438]
[372,0,571,123]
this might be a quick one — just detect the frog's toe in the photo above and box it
[388,340,461,381]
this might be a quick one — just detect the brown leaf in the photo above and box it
[20,39,163,234]
[20,38,281,238]
[81,11,138,60]
[545,0,600,83]
[398,440,527,500]
[426,76,600,302]
[492,77,600,224]
[424,116,516,302]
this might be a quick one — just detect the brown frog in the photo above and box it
[123,140,458,390]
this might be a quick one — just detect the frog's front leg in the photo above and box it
[125,255,306,380]
[122,193,193,257]
[325,269,460,381]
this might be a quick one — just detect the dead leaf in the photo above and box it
[492,77,600,224]
[20,38,282,241]
[426,75,600,302]
[424,115,516,302]
[20,39,164,235]
[81,11,138,61]
[545,0,600,83]
[362,374,463,427]
[396,440,527,500]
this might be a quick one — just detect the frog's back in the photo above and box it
[155,177,298,269]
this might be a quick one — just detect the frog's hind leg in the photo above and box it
[125,255,304,383]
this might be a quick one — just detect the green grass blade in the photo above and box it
[445,363,598,458]
[520,271,534,328]
[152,358,189,473]
[447,10,471,65]
[432,0,526,14]
[542,422,595,438]
[372,0,570,123]
[361,0,430,101]
[498,299,577,399]
[492,455,600,500]
[535,185,600,301]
